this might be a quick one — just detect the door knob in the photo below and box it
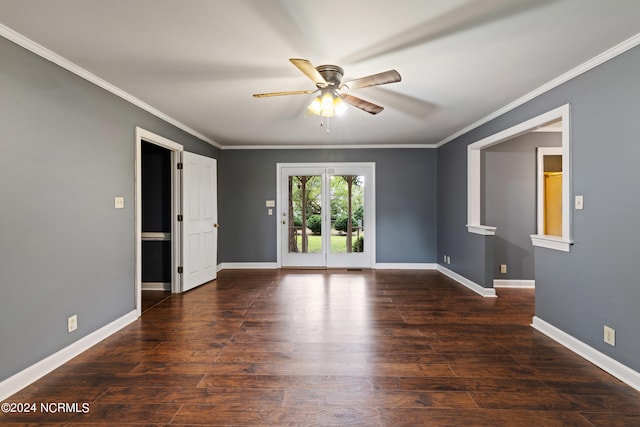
[213,223,219,228]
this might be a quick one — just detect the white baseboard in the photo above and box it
[218,262,278,270]
[0,310,138,401]
[437,265,497,298]
[219,263,439,271]
[532,316,640,392]
[374,263,437,270]
[141,282,171,291]
[493,279,535,289]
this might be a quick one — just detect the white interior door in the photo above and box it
[279,163,374,269]
[182,152,218,291]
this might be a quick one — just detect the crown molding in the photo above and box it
[436,32,640,148]
[0,24,221,149]
[220,143,437,150]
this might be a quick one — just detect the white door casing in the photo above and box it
[182,152,218,291]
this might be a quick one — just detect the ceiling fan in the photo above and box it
[253,58,401,118]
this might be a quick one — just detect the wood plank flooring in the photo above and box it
[3,269,640,426]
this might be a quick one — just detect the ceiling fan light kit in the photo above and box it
[307,90,347,117]
[253,58,401,130]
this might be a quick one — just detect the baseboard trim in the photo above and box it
[374,263,437,270]
[493,279,535,289]
[437,265,497,298]
[0,310,138,401]
[218,262,279,270]
[141,282,171,291]
[531,316,640,392]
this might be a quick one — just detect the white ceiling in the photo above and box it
[1,0,639,148]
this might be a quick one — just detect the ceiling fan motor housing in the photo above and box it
[316,65,344,87]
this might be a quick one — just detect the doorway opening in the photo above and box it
[140,141,173,309]
[467,104,570,292]
[135,127,183,317]
[467,104,572,252]
[135,128,219,316]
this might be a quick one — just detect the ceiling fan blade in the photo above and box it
[253,89,316,98]
[289,58,328,88]
[342,70,401,90]
[341,94,384,115]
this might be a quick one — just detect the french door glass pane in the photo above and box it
[329,175,365,254]
[288,175,322,254]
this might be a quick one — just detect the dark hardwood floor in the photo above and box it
[3,269,640,426]
[142,290,172,313]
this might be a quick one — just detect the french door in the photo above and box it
[278,163,374,268]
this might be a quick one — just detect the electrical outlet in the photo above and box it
[67,314,78,333]
[114,196,124,209]
[500,264,507,274]
[604,325,616,346]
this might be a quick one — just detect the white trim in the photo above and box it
[530,234,572,252]
[218,262,279,270]
[141,282,171,291]
[467,104,572,252]
[466,224,497,236]
[0,310,137,401]
[0,24,220,149]
[532,317,640,392]
[375,263,437,270]
[437,33,640,148]
[493,279,535,289]
[141,232,171,241]
[222,144,437,150]
[437,265,497,298]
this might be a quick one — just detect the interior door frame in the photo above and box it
[276,162,376,268]
[135,127,183,317]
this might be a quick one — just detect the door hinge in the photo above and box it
[177,214,183,222]
[177,162,183,170]
[177,266,184,274]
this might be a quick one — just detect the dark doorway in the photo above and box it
[141,141,172,305]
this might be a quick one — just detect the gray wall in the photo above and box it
[218,149,438,264]
[438,44,640,371]
[482,132,561,280]
[0,36,219,381]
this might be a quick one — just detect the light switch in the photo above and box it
[265,200,275,208]
[114,196,124,209]
[575,195,584,210]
